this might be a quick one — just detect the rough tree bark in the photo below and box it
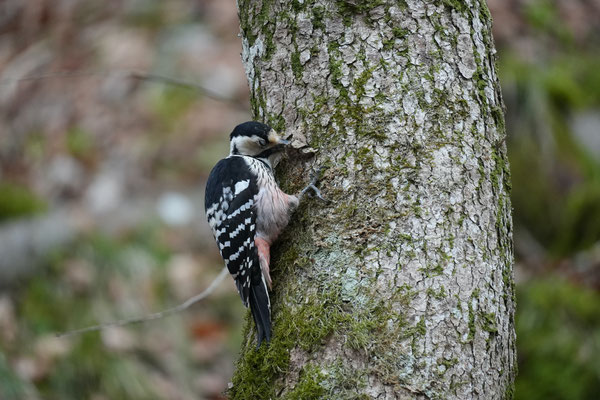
[230,0,515,399]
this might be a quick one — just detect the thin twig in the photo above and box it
[0,70,109,83]
[56,266,229,338]
[0,69,248,109]
[129,70,235,103]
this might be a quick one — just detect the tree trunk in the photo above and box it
[231,1,515,399]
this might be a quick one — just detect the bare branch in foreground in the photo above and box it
[56,266,229,338]
[128,70,241,105]
[0,69,248,109]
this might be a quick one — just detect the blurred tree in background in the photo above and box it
[489,0,600,398]
[0,0,599,399]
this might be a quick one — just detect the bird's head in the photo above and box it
[229,121,289,164]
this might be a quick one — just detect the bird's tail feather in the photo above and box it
[248,274,271,347]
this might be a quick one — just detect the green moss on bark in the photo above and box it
[229,283,401,398]
[282,364,326,399]
[441,0,468,13]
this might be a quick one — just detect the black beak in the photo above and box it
[270,143,288,153]
[270,137,290,152]
[257,142,288,159]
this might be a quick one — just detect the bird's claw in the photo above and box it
[301,183,328,202]
[300,167,330,203]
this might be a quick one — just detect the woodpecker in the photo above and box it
[205,121,322,346]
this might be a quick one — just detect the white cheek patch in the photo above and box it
[235,180,250,195]
[239,141,254,154]
[232,136,260,155]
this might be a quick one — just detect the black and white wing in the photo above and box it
[204,156,271,343]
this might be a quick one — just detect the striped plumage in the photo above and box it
[204,122,298,345]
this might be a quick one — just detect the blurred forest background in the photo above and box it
[0,0,598,399]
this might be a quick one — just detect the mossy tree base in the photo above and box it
[232,0,516,398]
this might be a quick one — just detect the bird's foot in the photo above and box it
[299,167,329,203]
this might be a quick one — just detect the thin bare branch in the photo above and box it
[0,69,248,109]
[128,70,235,103]
[56,266,229,338]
